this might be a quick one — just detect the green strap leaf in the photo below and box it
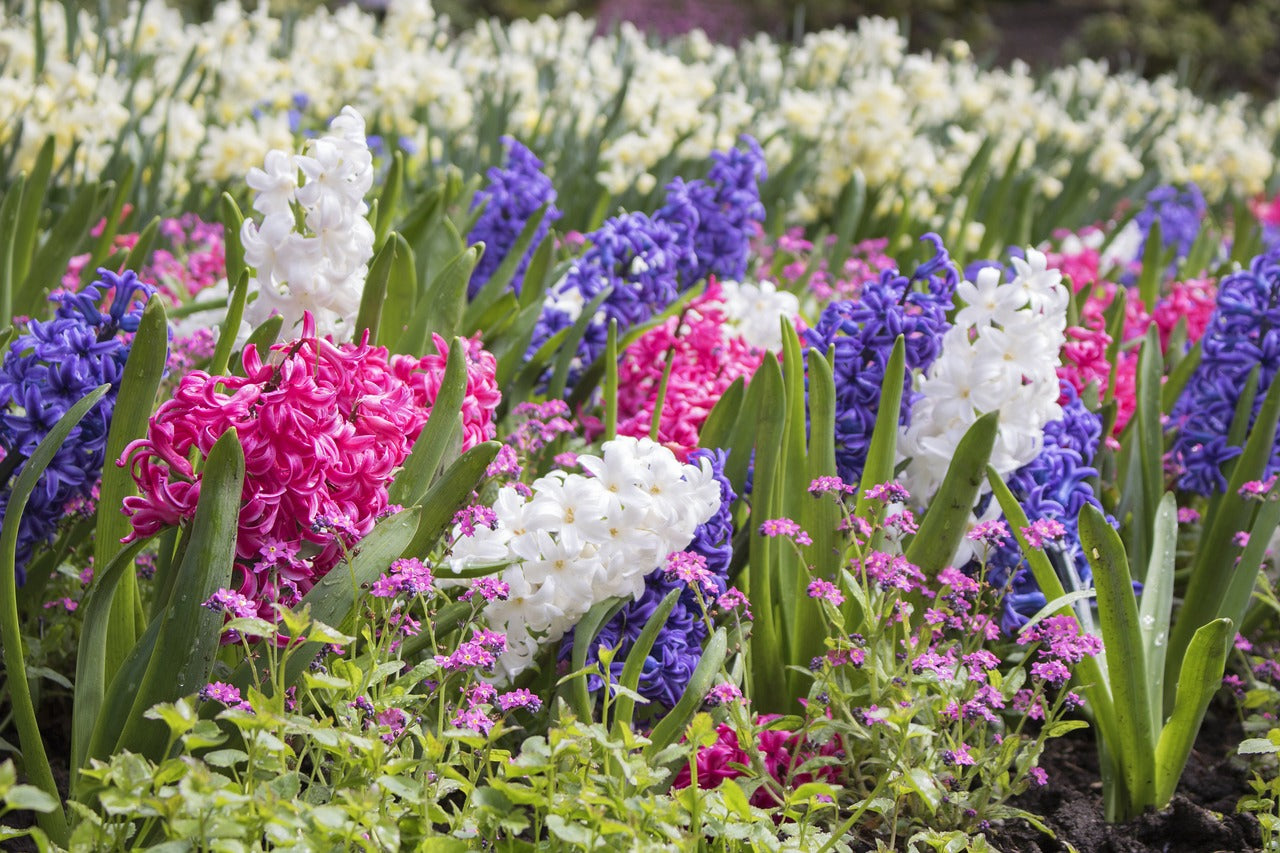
[1154,618,1233,807]
[400,244,479,353]
[568,598,628,722]
[403,441,501,557]
[12,137,55,289]
[208,272,248,378]
[904,411,998,576]
[610,588,680,734]
[855,336,905,523]
[94,296,168,686]
[374,150,403,250]
[220,194,246,295]
[1138,493,1178,736]
[388,338,468,507]
[233,316,285,374]
[603,319,619,441]
[112,429,245,760]
[1079,502,1156,813]
[696,375,744,452]
[643,628,727,765]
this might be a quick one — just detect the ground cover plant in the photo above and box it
[2,0,1280,850]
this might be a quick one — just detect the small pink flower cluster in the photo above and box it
[122,322,499,616]
[755,227,896,303]
[613,283,764,460]
[672,715,844,807]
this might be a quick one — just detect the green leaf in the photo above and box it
[402,440,500,558]
[697,376,744,453]
[12,137,55,289]
[277,508,422,690]
[855,336,905,525]
[904,411,998,576]
[17,182,108,319]
[462,204,549,334]
[611,589,680,734]
[208,271,248,378]
[1136,219,1163,311]
[356,231,402,342]
[388,338,468,507]
[1238,738,1280,756]
[408,244,481,347]
[5,785,57,813]
[1154,618,1233,806]
[234,316,284,374]
[94,296,168,687]
[377,234,418,351]
[220,194,246,294]
[643,629,728,767]
[1079,502,1156,813]
[112,429,245,760]
[568,597,628,722]
[0,174,25,328]
[603,319,619,441]
[1130,326,1164,575]
[0,385,107,843]
[1137,493,1177,737]
[374,150,403,249]
[547,286,613,400]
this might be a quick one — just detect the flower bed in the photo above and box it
[2,2,1280,851]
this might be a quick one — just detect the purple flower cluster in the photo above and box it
[1132,183,1206,271]
[658,135,767,286]
[802,233,958,484]
[466,137,561,298]
[527,139,768,390]
[528,210,688,382]
[563,448,735,710]
[0,269,155,582]
[1170,245,1280,494]
[983,383,1108,632]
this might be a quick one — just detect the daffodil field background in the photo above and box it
[3,0,1280,850]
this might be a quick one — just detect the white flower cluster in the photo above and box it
[3,0,1278,224]
[448,436,721,679]
[901,248,1069,501]
[240,105,375,342]
[718,280,801,353]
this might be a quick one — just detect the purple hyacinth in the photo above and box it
[802,233,958,484]
[0,269,155,582]
[562,448,734,710]
[527,210,690,385]
[981,383,1108,633]
[1170,245,1280,495]
[1135,183,1206,263]
[657,135,767,287]
[467,137,561,298]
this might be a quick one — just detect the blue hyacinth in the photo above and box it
[802,233,958,484]
[563,448,735,710]
[658,135,767,287]
[527,210,690,384]
[467,137,561,298]
[1121,184,1207,282]
[1170,245,1280,495]
[0,269,154,583]
[982,383,1108,633]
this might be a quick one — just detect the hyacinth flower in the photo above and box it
[466,136,561,298]
[980,383,1109,633]
[122,317,500,616]
[0,269,154,582]
[802,232,958,486]
[658,135,767,287]
[562,448,735,709]
[902,246,1069,502]
[527,138,769,388]
[610,283,766,459]
[1170,245,1280,494]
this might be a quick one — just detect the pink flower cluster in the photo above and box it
[672,715,844,807]
[613,283,764,459]
[122,322,499,615]
[1049,232,1216,434]
[755,227,897,303]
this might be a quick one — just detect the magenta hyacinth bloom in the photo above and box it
[122,317,499,616]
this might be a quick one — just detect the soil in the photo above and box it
[986,699,1264,852]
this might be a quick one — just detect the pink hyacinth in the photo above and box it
[121,317,499,618]
[672,715,844,807]
[612,282,764,459]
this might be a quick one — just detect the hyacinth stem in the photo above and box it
[0,385,108,845]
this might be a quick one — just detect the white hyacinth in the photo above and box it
[718,279,801,353]
[447,436,721,680]
[900,247,1069,502]
[241,106,375,342]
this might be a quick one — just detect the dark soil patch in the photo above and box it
[987,700,1262,852]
